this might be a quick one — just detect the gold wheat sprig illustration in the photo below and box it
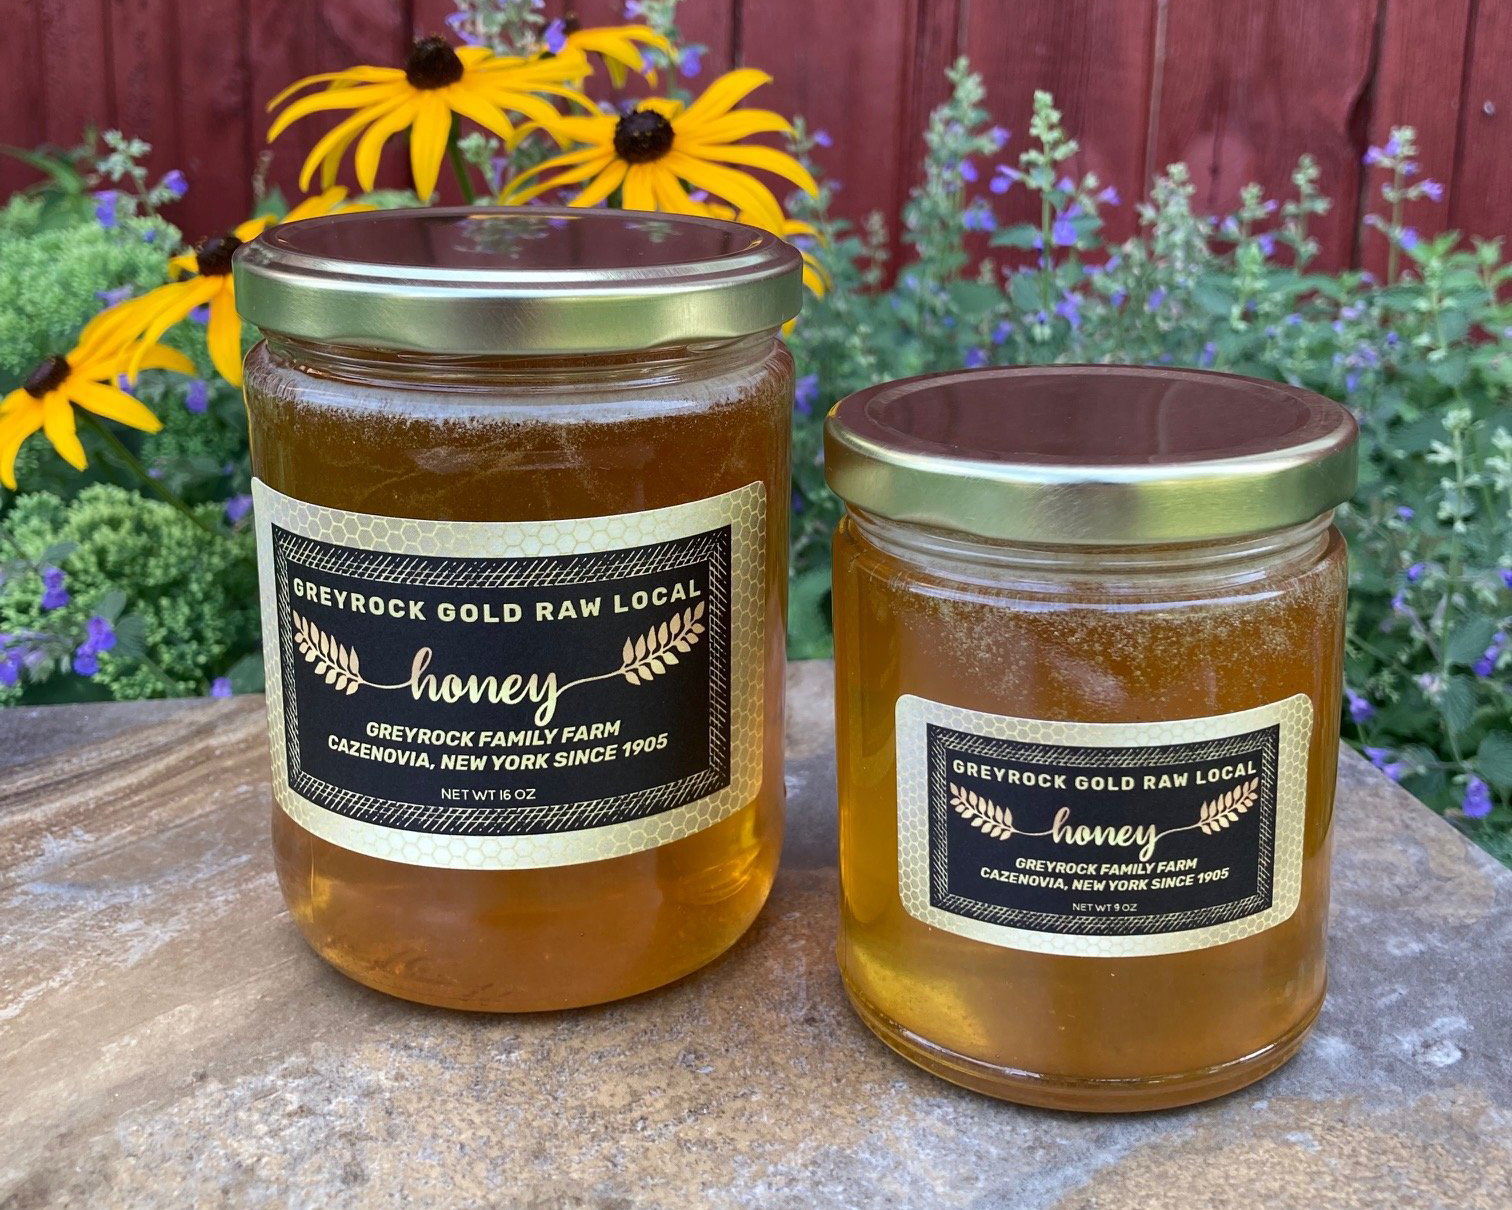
[1196,777,1260,834]
[291,610,364,695]
[617,600,706,686]
[949,783,1015,839]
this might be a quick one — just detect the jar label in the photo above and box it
[894,694,1313,957]
[253,480,765,870]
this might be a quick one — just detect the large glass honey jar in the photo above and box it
[234,207,799,1010]
[825,366,1357,1109]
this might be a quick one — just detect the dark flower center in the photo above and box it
[196,232,243,276]
[563,13,581,34]
[24,355,70,398]
[614,109,675,164]
[406,36,465,89]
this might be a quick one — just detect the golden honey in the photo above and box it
[235,208,799,1011]
[825,366,1356,1109]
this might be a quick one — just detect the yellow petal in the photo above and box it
[282,186,350,224]
[487,87,591,135]
[681,109,794,144]
[233,214,277,242]
[408,92,451,201]
[504,141,616,190]
[353,97,418,190]
[679,69,773,127]
[504,153,616,204]
[297,101,396,193]
[644,165,704,214]
[636,97,686,123]
[567,159,628,208]
[207,293,246,387]
[121,343,197,377]
[678,141,819,195]
[662,151,785,230]
[265,67,401,113]
[0,399,44,490]
[127,278,220,380]
[267,83,405,143]
[68,380,164,433]
[74,292,161,360]
[444,87,518,143]
[42,393,87,472]
[621,163,656,211]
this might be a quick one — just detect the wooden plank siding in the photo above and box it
[0,0,1508,265]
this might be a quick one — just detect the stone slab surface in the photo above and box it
[0,662,1508,1210]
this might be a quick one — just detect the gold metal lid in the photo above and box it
[234,206,802,355]
[825,366,1358,545]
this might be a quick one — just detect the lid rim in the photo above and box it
[232,205,802,355]
[824,365,1359,546]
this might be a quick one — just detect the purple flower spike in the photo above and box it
[1345,688,1375,725]
[72,649,99,677]
[94,191,119,229]
[962,203,996,232]
[794,374,818,417]
[85,616,117,653]
[1421,179,1444,201]
[185,379,209,414]
[812,129,832,148]
[679,46,704,78]
[41,568,69,612]
[544,18,568,53]
[990,165,1020,195]
[1462,776,1492,820]
[225,494,254,525]
[161,170,188,200]
[1406,562,1425,582]
[958,158,978,183]
[210,676,234,699]
[1051,216,1077,247]
[964,347,989,369]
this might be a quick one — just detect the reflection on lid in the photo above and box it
[855,367,1339,467]
[262,207,766,275]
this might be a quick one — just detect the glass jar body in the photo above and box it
[832,512,1347,1110]
[244,334,791,1011]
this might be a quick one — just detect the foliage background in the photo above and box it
[0,8,1507,859]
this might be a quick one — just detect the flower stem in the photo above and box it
[80,413,220,541]
[449,139,477,205]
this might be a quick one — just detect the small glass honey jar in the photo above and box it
[234,207,799,1011]
[825,365,1357,1110]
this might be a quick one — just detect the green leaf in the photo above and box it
[989,224,1042,249]
[93,588,127,622]
[1441,675,1479,738]
[1476,732,1512,791]
[39,541,78,567]
[1428,353,1469,388]
[786,566,834,660]
[111,614,149,661]
[227,652,266,694]
[0,143,84,192]
[1446,614,1499,666]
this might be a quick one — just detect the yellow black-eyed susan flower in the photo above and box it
[544,17,672,86]
[268,37,592,199]
[501,69,816,230]
[0,310,191,489]
[115,188,369,387]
